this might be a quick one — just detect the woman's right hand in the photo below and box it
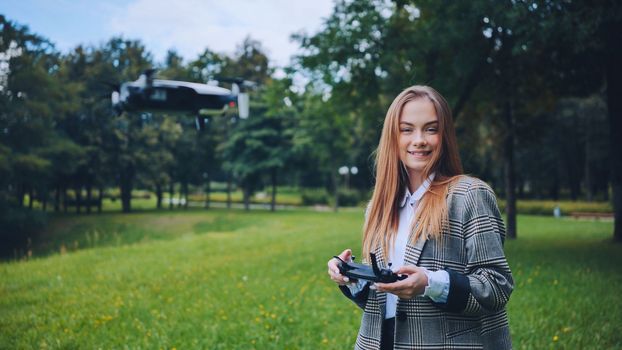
[327,248,353,286]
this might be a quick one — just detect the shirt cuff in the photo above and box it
[422,268,450,303]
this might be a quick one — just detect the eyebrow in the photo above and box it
[399,120,439,127]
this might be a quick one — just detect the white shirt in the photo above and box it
[385,173,449,319]
[345,174,449,318]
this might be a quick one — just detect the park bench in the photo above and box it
[570,212,614,220]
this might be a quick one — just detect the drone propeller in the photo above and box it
[213,76,257,89]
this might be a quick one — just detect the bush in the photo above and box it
[497,199,612,216]
[301,188,330,205]
[331,188,365,207]
[0,204,47,259]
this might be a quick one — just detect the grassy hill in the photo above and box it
[0,209,619,349]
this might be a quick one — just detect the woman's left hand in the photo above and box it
[375,265,429,299]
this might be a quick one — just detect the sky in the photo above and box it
[0,0,335,71]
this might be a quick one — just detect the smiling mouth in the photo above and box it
[407,150,432,157]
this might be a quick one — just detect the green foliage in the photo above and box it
[301,188,330,205]
[0,211,619,349]
[331,188,365,207]
[498,200,612,216]
[2,3,620,243]
[0,204,47,258]
[221,78,297,209]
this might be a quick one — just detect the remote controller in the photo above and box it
[333,252,407,283]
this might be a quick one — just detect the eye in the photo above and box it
[425,126,438,133]
[400,127,413,133]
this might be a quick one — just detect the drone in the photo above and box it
[111,69,253,129]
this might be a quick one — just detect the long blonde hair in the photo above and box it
[362,86,463,259]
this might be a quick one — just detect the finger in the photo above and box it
[396,266,419,275]
[330,275,349,285]
[328,267,341,278]
[375,282,394,292]
[328,268,350,283]
[376,279,410,292]
[339,248,352,261]
[327,258,345,276]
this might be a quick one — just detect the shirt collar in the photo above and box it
[399,173,436,208]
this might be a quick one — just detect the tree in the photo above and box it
[0,15,77,255]
[598,2,622,241]
[293,85,354,211]
[186,48,236,208]
[0,15,78,209]
[517,0,621,240]
[95,37,154,213]
[255,78,297,211]
[220,37,277,210]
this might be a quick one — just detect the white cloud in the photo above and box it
[105,0,334,67]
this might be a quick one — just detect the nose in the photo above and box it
[410,130,427,147]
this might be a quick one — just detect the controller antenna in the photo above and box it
[370,253,381,275]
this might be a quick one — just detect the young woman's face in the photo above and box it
[398,98,440,183]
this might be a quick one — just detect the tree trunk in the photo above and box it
[28,188,34,209]
[333,171,339,213]
[54,186,61,212]
[271,169,277,212]
[42,191,47,211]
[75,186,82,214]
[243,185,250,211]
[182,181,189,209]
[549,174,560,201]
[156,183,163,209]
[63,187,68,213]
[569,174,580,201]
[452,55,488,121]
[169,182,174,210]
[120,171,133,213]
[205,179,211,209]
[584,119,593,202]
[605,16,622,243]
[227,173,232,209]
[177,183,183,209]
[86,183,92,214]
[17,183,24,207]
[504,101,517,239]
[98,187,103,213]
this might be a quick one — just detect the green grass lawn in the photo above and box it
[0,209,619,349]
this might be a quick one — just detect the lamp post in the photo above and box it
[339,166,359,189]
[336,165,359,211]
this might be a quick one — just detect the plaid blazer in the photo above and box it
[340,176,514,350]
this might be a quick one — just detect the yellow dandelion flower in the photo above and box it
[553,335,559,342]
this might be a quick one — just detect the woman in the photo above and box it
[327,86,513,350]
